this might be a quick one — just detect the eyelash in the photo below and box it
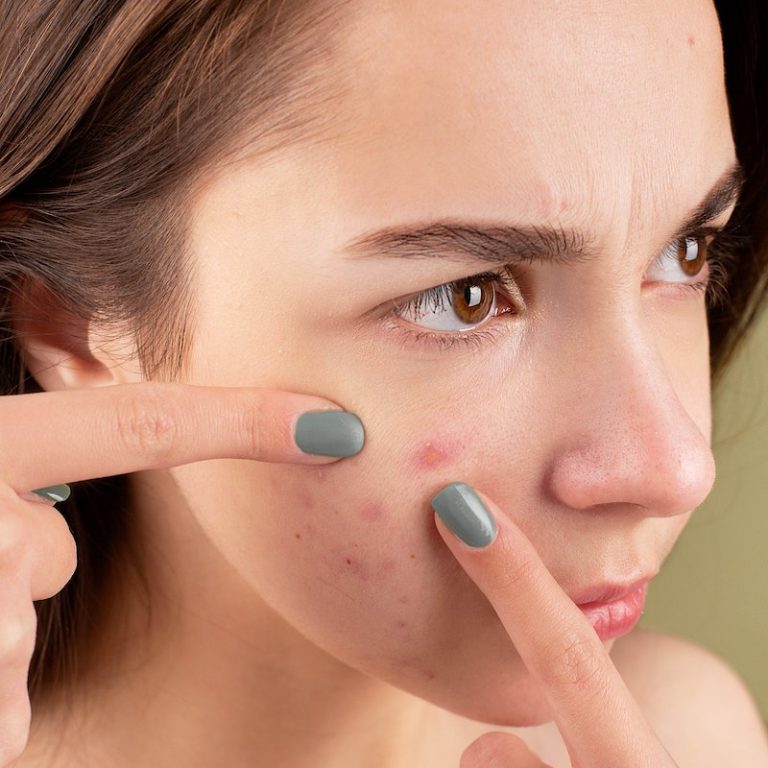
[383,227,744,353]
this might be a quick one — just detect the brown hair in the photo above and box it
[0,0,351,714]
[0,0,765,720]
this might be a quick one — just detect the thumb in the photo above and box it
[460,731,554,768]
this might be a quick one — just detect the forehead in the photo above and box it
[314,0,733,245]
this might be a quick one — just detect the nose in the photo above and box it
[545,318,716,517]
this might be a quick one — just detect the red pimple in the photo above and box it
[410,435,463,473]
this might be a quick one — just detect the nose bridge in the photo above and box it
[545,308,716,516]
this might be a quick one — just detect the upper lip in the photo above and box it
[571,574,655,606]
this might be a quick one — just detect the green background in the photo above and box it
[638,307,767,722]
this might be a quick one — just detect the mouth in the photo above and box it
[573,578,652,640]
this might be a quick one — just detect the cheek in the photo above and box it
[185,423,549,724]
[249,429,474,646]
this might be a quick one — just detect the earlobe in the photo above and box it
[9,276,138,391]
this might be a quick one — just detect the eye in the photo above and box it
[390,271,519,335]
[645,234,712,284]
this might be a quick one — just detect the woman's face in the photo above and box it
[156,0,738,724]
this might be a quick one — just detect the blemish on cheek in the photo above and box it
[294,532,302,540]
[409,435,463,473]
[298,490,316,511]
[359,501,383,522]
[396,620,407,629]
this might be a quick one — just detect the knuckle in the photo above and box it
[0,612,34,665]
[241,392,267,458]
[48,515,78,590]
[0,513,26,563]
[0,696,31,764]
[541,626,607,698]
[488,546,539,595]
[115,384,179,466]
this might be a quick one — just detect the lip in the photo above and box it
[576,581,649,640]
[571,575,653,607]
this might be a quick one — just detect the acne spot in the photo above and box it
[410,435,463,473]
[359,501,383,522]
[396,620,407,629]
[398,595,409,605]
[424,669,436,681]
[687,34,695,47]
[315,468,327,483]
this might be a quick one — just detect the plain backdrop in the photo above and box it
[639,303,768,723]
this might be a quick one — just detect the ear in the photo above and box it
[10,277,143,391]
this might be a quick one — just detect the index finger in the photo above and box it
[1,382,365,494]
[431,481,677,768]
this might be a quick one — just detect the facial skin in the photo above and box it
[24,0,739,766]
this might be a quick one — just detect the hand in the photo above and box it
[431,482,679,768]
[0,382,363,765]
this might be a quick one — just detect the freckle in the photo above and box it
[295,532,302,540]
[409,553,415,559]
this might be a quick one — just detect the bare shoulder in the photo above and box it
[611,626,768,767]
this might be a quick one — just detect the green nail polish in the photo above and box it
[31,484,71,503]
[294,410,365,457]
[431,481,497,548]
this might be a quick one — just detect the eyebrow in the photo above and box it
[340,161,745,267]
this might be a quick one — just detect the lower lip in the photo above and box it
[577,583,648,640]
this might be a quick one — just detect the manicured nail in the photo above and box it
[294,410,365,457]
[31,484,71,503]
[431,481,497,548]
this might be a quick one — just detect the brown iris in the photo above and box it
[677,235,709,277]
[451,276,496,324]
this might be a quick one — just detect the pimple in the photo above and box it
[409,435,463,473]
[359,500,383,522]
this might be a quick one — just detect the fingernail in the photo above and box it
[431,481,497,549]
[31,484,71,503]
[294,410,365,457]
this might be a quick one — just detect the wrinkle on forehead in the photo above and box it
[322,0,731,252]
